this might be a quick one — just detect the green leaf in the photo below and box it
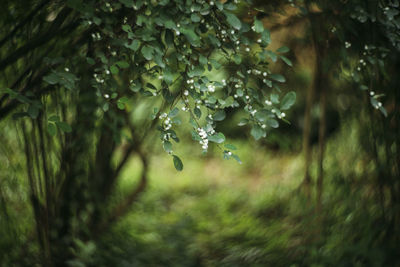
[188,66,204,77]
[180,27,200,47]
[251,125,265,140]
[130,82,141,92]
[261,29,271,45]
[168,107,179,118]
[224,11,241,30]
[232,154,242,164]
[110,65,119,74]
[117,102,125,110]
[266,51,277,62]
[48,115,60,122]
[43,73,60,85]
[86,57,95,65]
[141,45,154,60]
[163,68,173,85]
[163,141,173,153]
[116,61,129,68]
[379,106,388,117]
[253,19,264,33]
[224,144,237,150]
[172,155,183,171]
[119,0,134,7]
[199,55,208,65]
[56,121,72,133]
[194,107,201,119]
[122,24,132,32]
[277,46,290,53]
[266,118,279,128]
[270,74,286,83]
[238,118,249,126]
[271,94,279,104]
[27,105,39,119]
[210,59,221,69]
[280,55,293,66]
[233,54,242,64]
[47,123,57,136]
[191,13,201,22]
[125,39,141,51]
[208,132,225,143]
[213,110,226,121]
[280,92,296,110]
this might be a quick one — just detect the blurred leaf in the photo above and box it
[280,92,296,110]
[270,74,286,83]
[213,110,226,121]
[251,125,265,140]
[172,155,183,171]
[56,122,72,133]
[224,11,241,30]
[277,46,290,53]
[208,132,225,143]
[47,123,57,136]
[163,141,173,153]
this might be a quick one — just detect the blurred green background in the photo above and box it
[1,0,400,266]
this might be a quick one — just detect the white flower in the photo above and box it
[263,72,267,76]
[245,47,250,52]
[184,90,189,96]
[257,39,262,43]
[65,67,70,72]
[370,91,375,96]
[106,70,110,75]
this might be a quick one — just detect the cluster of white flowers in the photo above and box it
[357,58,367,71]
[247,69,266,76]
[93,73,104,84]
[91,32,101,41]
[197,125,216,150]
[105,2,113,12]
[345,41,351,49]
[277,112,286,119]
[265,99,272,106]
[195,99,202,109]
[207,84,216,92]
[159,113,173,130]
[198,127,209,150]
